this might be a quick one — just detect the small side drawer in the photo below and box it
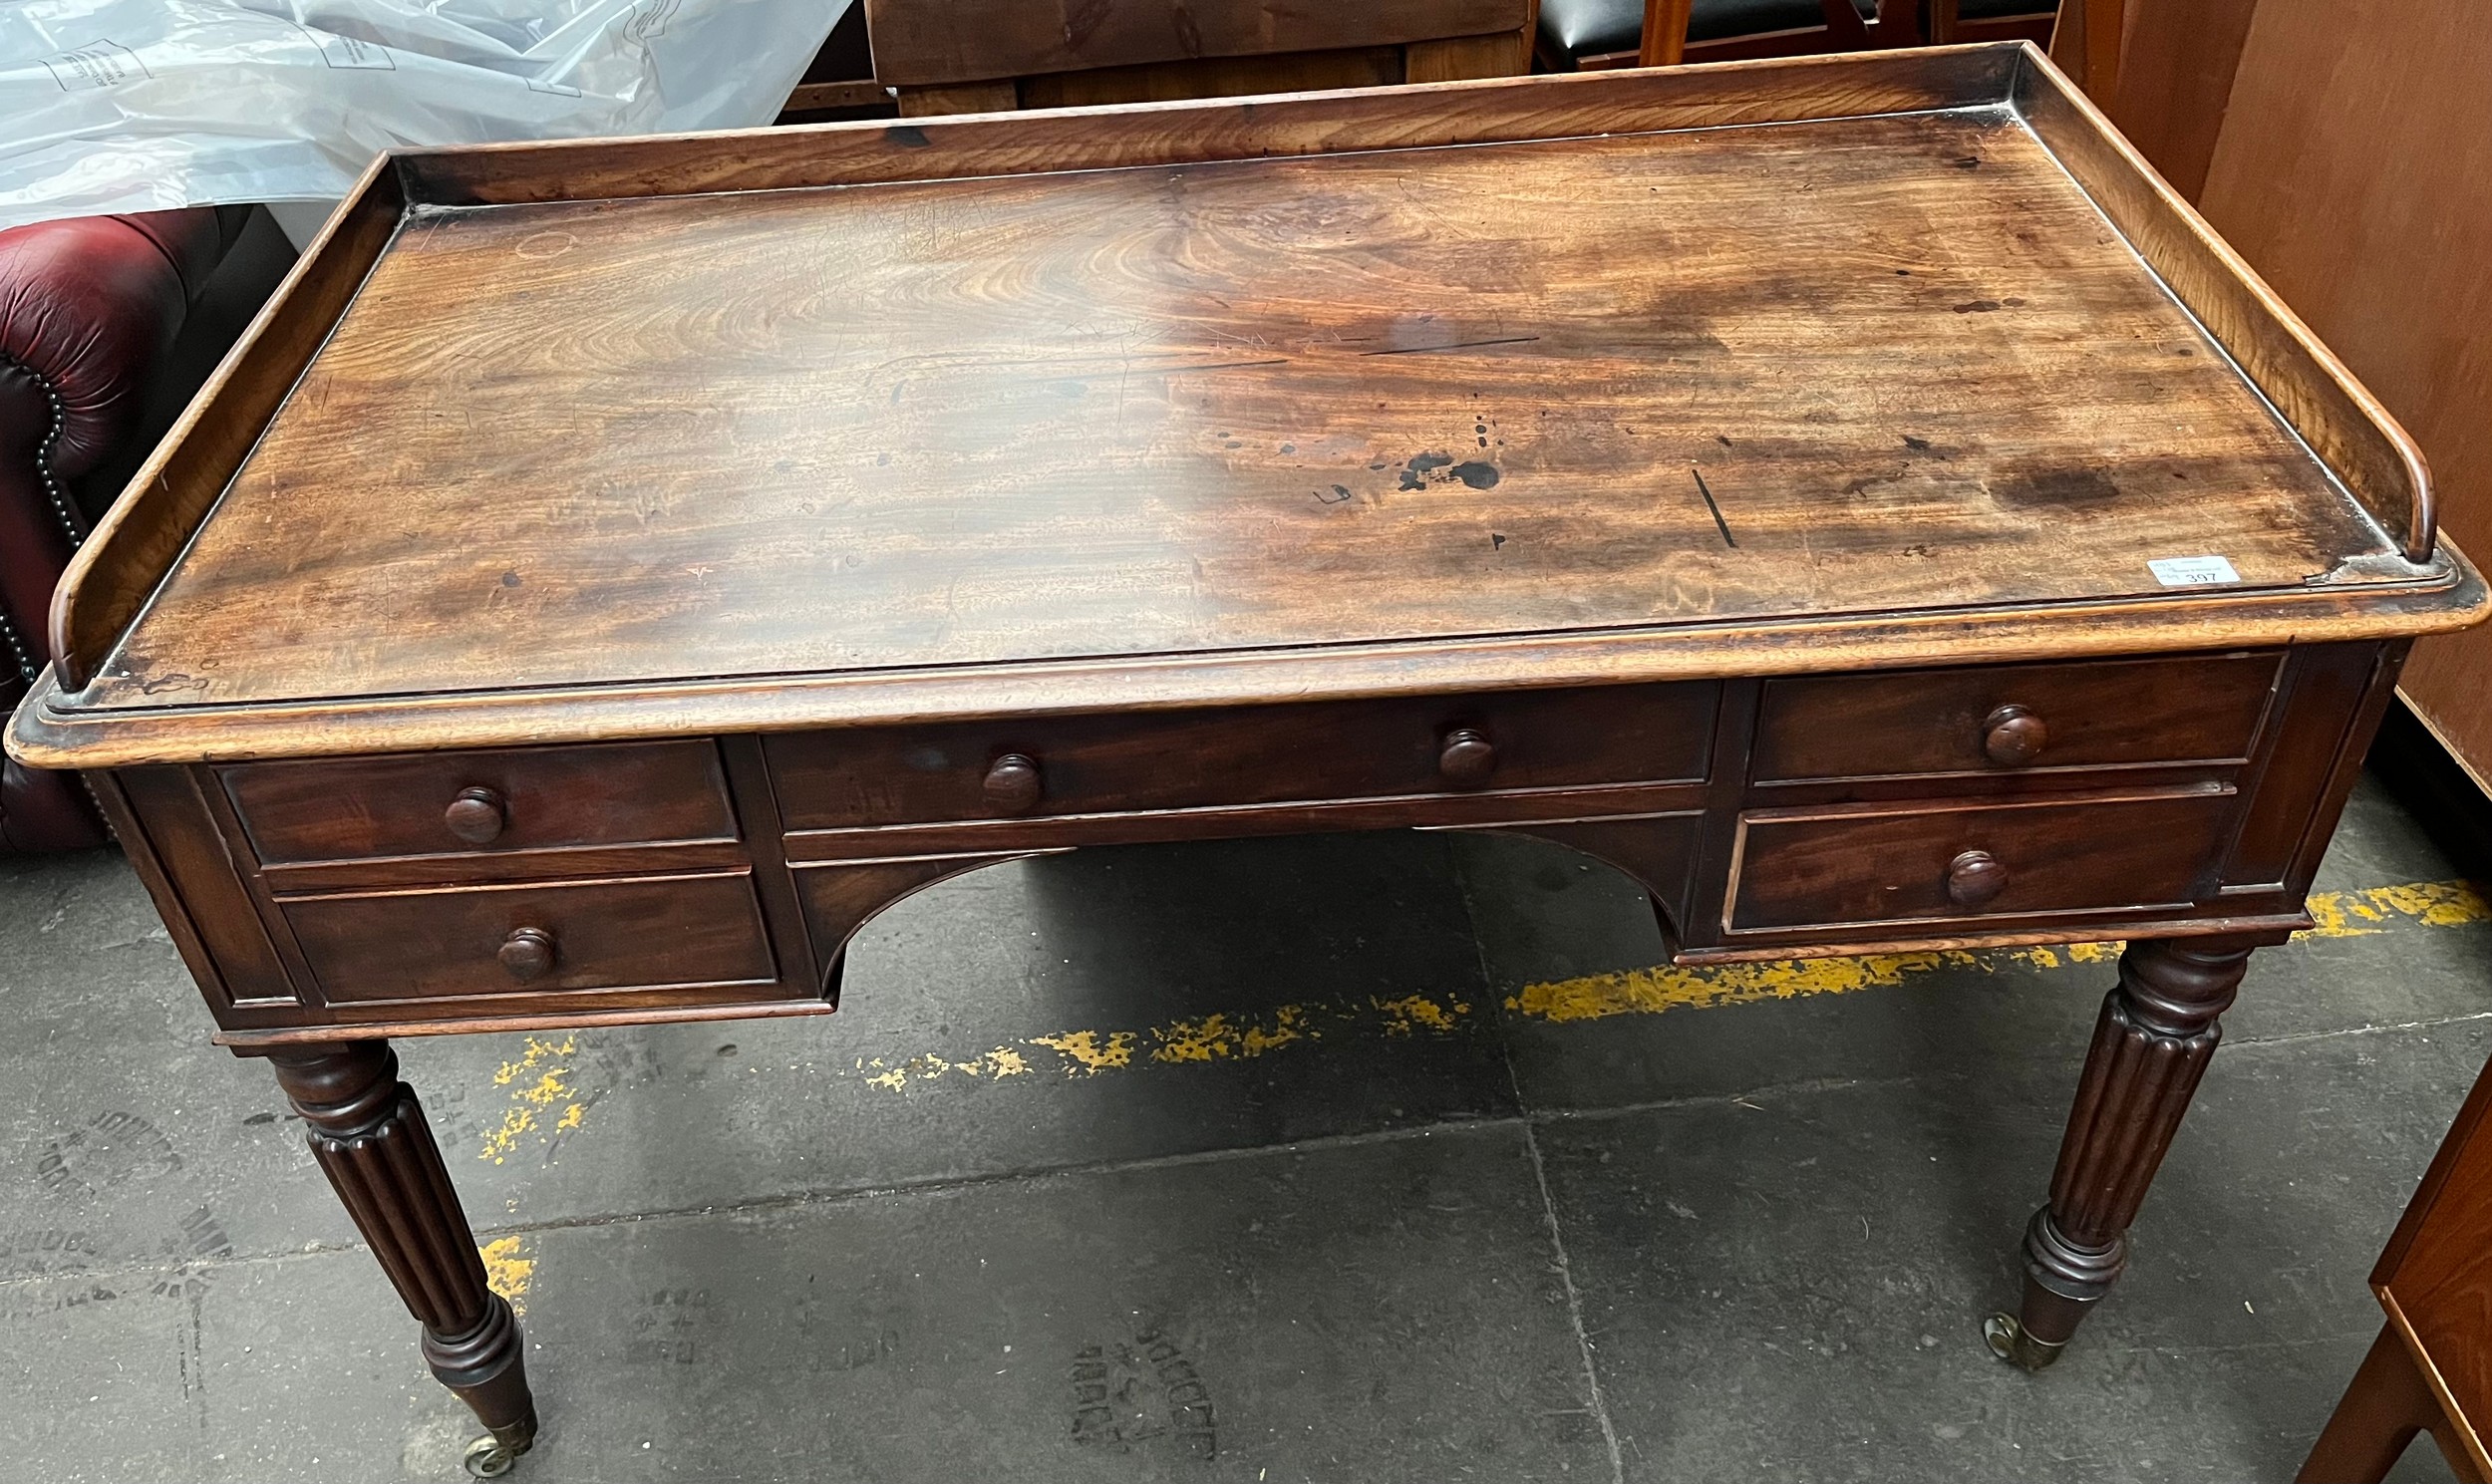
[768,683,1718,830]
[1750,654,2280,784]
[279,870,777,1003]
[221,742,738,865]
[1724,789,2233,934]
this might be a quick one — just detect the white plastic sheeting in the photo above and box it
[0,0,850,229]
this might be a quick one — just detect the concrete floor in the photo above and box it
[2,772,2486,1483]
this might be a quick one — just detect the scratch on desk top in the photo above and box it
[1691,467,1736,549]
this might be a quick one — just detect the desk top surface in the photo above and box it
[17,47,2483,765]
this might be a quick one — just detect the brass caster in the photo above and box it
[463,1434,528,1479]
[1984,1312,2066,1371]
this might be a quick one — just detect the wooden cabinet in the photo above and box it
[2109,0,2492,799]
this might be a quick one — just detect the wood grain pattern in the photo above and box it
[782,780,1715,862]
[102,640,2403,1041]
[2301,1323,2488,1484]
[2354,1048,2492,1480]
[1640,0,1697,65]
[894,81,1018,117]
[393,46,2020,209]
[79,114,2408,721]
[1402,31,1532,84]
[279,870,778,1003]
[1750,652,2279,782]
[1723,784,2233,932]
[1013,46,1402,109]
[34,44,2483,771]
[767,684,1716,829]
[863,0,1524,85]
[2222,642,2383,887]
[45,155,405,692]
[220,741,737,865]
[2010,51,2436,564]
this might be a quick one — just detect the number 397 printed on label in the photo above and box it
[2148,555,2242,587]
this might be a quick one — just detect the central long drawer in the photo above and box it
[765,683,1722,830]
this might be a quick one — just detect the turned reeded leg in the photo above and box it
[264,1041,538,1476]
[1987,936,2257,1370]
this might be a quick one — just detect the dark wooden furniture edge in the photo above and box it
[2008,52,2437,564]
[861,0,1529,88]
[22,41,2471,770]
[209,997,837,1048]
[48,153,409,692]
[134,633,2385,1050]
[17,575,2483,768]
[2373,1043,2492,1304]
[2341,1297,2492,1483]
[2301,1032,2492,1481]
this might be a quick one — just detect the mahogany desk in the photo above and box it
[9,44,2485,1477]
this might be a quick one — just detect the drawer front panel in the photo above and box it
[1726,790,2233,933]
[1750,654,2280,783]
[769,684,1718,830]
[281,871,777,1002]
[223,742,738,865]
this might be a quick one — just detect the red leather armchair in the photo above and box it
[1,205,293,851]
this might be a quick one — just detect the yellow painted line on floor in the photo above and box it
[838,879,2488,1093]
[1522,879,2490,1024]
[854,994,1473,1091]
[1510,942,2108,1025]
[2304,880,2490,936]
[457,882,2486,1324]
[479,1035,589,1165]
[479,1235,533,1316]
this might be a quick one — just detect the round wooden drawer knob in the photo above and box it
[1438,729,1497,788]
[444,785,508,845]
[1946,850,2011,910]
[1983,705,2048,767]
[983,752,1043,814]
[498,927,555,982]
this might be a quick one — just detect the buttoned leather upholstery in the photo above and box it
[0,205,263,851]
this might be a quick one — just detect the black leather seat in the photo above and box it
[1539,0,2041,66]
[1542,0,1866,60]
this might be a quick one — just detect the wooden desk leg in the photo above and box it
[1987,936,2254,1369]
[262,1041,539,1478]
[2299,1323,2450,1483]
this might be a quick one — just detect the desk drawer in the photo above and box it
[222,742,738,865]
[768,683,1718,830]
[1725,789,2232,934]
[1750,655,2279,784]
[280,870,776,1003]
